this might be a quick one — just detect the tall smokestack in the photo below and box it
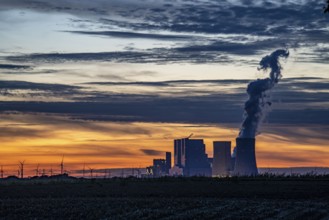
[234,138,257,176]
[165,152,171,174]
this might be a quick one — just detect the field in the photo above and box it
[1,176,329,219]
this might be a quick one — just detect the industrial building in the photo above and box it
[171,138,211,177]
[147,137,258,177]
[147,152,172,177]
[212,141,232,177]
[165,152,171,174]
[152,159,167,177]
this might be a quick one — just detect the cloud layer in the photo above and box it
[0,0,328,170]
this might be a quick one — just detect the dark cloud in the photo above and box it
[0,126,50,139]
[84,79,250,87]
[5,50,231,64]
[258,151,321,164]
[303,29,329,42]
[140,149,165,156]
[0,70,58,75]
[1,34,316,65]
[4,144,137,158]
[281,81,329,91]
[0,80,79,91]
[286,77,327,81]
[91,0,327,38]
[1,0,328,64]
[66,30,192,40]
[1,1,327,37]
[0,64,32,70]
[263,125,329,146]
[0,96,327,125]
[0,78,327,125]
[5,38,288,64]
[0,80,82,99]
[0,99,240,124]
[174,38,288,56]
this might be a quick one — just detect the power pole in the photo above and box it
[83,163,85,177]
[50,165,53,176]
[35,164,40,176]
[88,167,94,178]
[19,160,25,179]
[0,166,3,179]
[60,155,64,175]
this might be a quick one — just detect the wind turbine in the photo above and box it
[50,165,53,176]
[88,167,94,178]
[60,155,64,175]
[35,164,40,176]
[18,160,25,179]
[0,165,3,178]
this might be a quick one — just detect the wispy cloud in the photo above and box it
[140,149,165,156]
[66,30,192,40]
[5,50,231,64]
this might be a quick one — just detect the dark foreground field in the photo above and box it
[1,176,329,219]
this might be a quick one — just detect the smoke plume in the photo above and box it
[239,49,289,138]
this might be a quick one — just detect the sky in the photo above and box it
[0,0,328,176]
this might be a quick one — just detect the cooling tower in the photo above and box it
[234,138,258,176]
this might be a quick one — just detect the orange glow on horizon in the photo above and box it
[0,113,328,177]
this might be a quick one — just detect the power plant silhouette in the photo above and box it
[150,137,258,177]
[148,49,289,177]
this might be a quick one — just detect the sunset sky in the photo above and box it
[0,0,328,176]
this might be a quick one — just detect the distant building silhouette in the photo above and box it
[152,159,167,177]
[171,138,211,177]
[146,152,172,177]
[212,141,231,177]
[169,166,183,176]
[165,152,171,174]
[174,139,183,168]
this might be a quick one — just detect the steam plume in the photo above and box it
[239,49,289,138]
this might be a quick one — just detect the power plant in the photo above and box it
[148,137,258,177]
[146,49,289,177]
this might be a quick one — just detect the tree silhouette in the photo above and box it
[325,0,329,13]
